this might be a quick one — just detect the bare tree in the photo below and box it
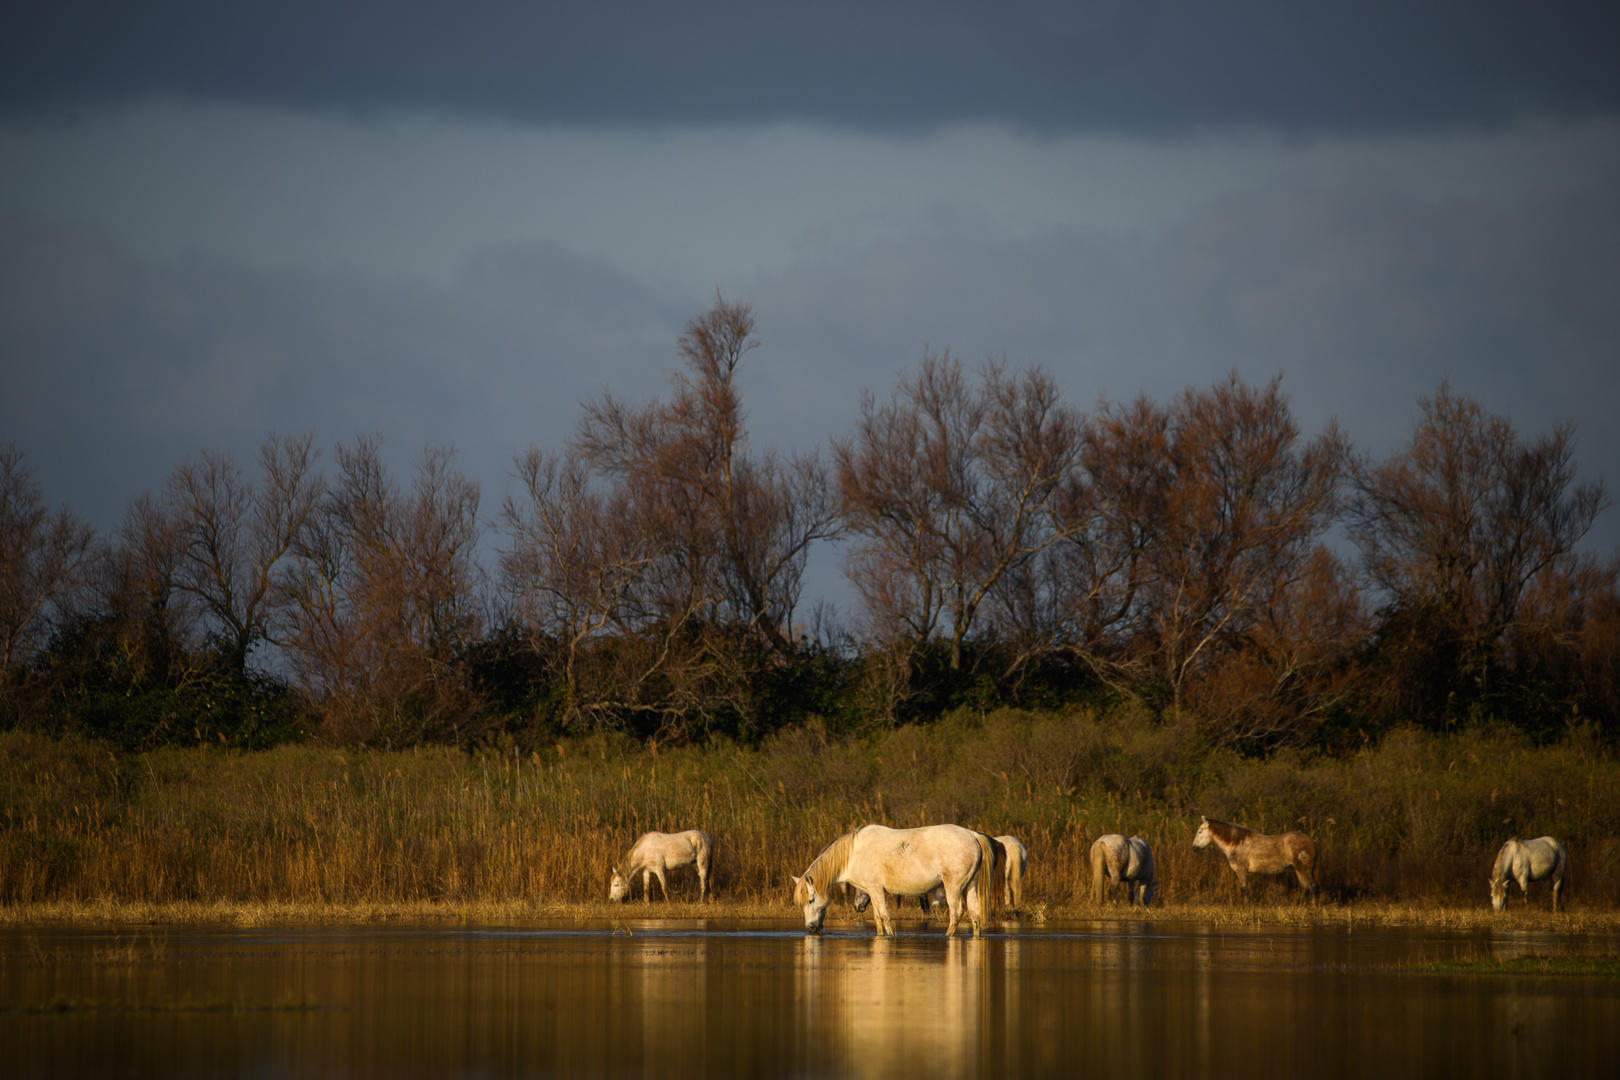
[833,352,1082,697]
[166,433,322,675]
[574,298,838,658]
[0,445,95,700]
[1142,375,1346,706]
[282,437,483,743]
[992,394,1171,688]
[1347,382,1608,699]
[1190,545,1367,746]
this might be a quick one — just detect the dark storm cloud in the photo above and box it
[3,1,1617,132]
[0,213,693,531]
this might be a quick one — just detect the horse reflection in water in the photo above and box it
[1489,836,1567,911]
[609,829,713,902]
[797,933,1004,1079]
[1193,816,1318,900]
[792,824,990,936]
[1091,833,1156,906]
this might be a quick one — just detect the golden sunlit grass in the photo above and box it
[4,717,1619,924]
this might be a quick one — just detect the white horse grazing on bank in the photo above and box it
[1193,816,1318,900]
[609,829,714,902]
[793,824,989,937]
[1490,836,1567,912]
[1091,833,1156,906]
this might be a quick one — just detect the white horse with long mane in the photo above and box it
[609,829,713,902]
[793,824,990,936]
[1193,815,1318,899]
[1489,836,1567,912]
[1091,833,1155,906]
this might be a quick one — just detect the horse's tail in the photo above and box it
[1090,840,1106,905]
[990,839,1008,910]
[974,831,997,918]
[1007,846,1025,909]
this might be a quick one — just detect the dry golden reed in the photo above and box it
[4,708,1618,920]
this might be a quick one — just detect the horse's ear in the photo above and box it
[1199,815,1208,824]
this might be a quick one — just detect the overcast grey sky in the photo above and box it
[3,1,1618,608]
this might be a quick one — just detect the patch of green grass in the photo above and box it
[1408,954,1620,978]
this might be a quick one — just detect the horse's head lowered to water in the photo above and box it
[792,874,831,933]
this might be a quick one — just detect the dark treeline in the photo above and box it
[3,300,1617,754]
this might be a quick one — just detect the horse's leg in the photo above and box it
[654,866,670,901]
[943,888,962,938]
[872,890,896,937]
[641,868,653,902]
[697,859,708,902]
[1551,873,1562,912]
[1296,862,1318,901]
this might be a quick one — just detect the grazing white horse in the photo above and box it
[793,824,988,937]
[996,835,1030,909]
[1193,815,1318,900]
[609,829,713,902]
[1490,836,1567,912]
[1091,833,1155,906]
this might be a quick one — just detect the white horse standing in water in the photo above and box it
[1490,836,1567,912]
[793,824,989,937]
[609,829,713,902]
[854,832,1025,915]
[1091,833,1155,906]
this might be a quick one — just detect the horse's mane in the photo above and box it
[804,831,856,895]
[1205,818,1251,845]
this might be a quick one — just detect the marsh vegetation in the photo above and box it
[4,710,1617,916]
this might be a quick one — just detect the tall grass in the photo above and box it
[4,708,1618,910]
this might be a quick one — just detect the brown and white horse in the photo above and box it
[609,829,714,902]
[1192,816,1318,900]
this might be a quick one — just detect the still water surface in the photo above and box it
[4,918,1617,1078]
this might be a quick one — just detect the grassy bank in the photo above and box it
[4,708,1618,913]
[8,898,1620,934]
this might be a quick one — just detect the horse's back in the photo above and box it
[1526,836,1566,876]
[849,823,982,892]
[1126,835,1154,880]
[634,828,711,866]
[1091,833,1128,871]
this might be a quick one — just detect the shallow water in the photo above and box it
[3,916,1617,1078]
